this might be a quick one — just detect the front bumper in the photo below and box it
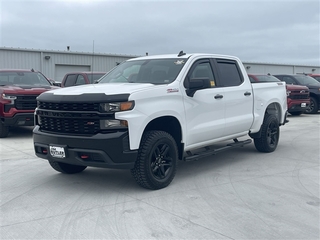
[33,126,138,169]
[287,100,310,113]
[2,113,34,126]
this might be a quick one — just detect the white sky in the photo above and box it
[0,0,319,65]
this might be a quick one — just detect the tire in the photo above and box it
[0,121,9,138]
[289,111,302,116]
[305,97,318,114]
[48,160,87,174]
[131,131,178,190]
[254,114,280,153]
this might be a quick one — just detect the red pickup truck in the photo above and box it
[0,69,58,138]
[60,72,106,87]
[248,74,310,115]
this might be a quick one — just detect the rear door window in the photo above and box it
[216,59,243,87]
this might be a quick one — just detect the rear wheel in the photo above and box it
[0,122,9,138]
[131,131,178,190]
[254,114,279,153]
[305,97,318,114]
[48,160,87,174]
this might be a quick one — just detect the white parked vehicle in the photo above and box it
[33,52,288,189]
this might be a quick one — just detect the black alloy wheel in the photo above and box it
[131,130,178,190]
[254,114,280,153]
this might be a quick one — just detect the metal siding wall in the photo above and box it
[0,49,41,70]
[243,63,320,75]
[1,48,319,80]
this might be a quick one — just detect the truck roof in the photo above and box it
[128,52,241,62]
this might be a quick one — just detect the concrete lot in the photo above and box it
[0,114,319,239]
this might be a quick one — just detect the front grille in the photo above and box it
[288,90,309,100]
[39,102,100,111]
[39,116,100,134]
[289,94,309,100]
[37,101,111,135]
[15,95,37,110]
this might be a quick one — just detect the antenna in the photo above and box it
[91,40,95,75]
[178,50,186,57]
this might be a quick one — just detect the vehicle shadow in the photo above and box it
[7,126,34,138]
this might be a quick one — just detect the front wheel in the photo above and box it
[305,97,318,114]
[131,131,178,190]
[48,160,87,174]
[0,121,9,138]
[254,114,280,153]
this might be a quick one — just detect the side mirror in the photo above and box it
[186,78,211,97]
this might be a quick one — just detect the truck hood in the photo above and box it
[0,84,58,94]
[286,84,309,91]
[52,83,159,95]
[305,83,320,89]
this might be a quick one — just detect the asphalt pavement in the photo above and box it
[1,113,319,239]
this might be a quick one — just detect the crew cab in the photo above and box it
[60,72,106,87]
[33,52,287,190]
[248,74,310,115]
[0,69,58,138]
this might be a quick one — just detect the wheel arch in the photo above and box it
[250,102,283,138]
[265,102,283,124]
[143,116,184,160]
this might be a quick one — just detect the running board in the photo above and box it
[184,139,252,162]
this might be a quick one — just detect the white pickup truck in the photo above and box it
[33,52,288,189]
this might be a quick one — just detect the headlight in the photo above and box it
[286,90,291,96]
[99,101,134,112]
[1,94,17,104]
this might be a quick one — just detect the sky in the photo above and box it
[0,0,319,66]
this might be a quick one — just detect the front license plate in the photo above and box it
[301,103,307,107]
[49,145,65,158]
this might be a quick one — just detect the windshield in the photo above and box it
[86,73,105,83]
[0,71,51,86]
[98,58,187,84]
[295,75,320,85]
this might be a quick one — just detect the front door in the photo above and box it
[183,59,226,149]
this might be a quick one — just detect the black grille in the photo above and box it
[15,95,37,110]
[289,95,309,100]
[39,116,100,134]
[37,101,117,135]
[39,102,100,111]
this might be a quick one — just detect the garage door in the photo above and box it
[55,65,90,82]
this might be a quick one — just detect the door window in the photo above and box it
[186,60,216,87]
[64,74,76,87]
[75,75,85,85]
[216,60,243,87]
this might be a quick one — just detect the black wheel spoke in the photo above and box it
[159,165,166,178]
[160,144,170,156]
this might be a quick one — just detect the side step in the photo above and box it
[184,139,252,162]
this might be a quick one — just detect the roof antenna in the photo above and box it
[178,50,186,57]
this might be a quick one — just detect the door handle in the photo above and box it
[244,92,251,96]
[214,94,223,99]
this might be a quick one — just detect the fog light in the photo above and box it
[100,120,128,129]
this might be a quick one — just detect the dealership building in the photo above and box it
[1,47,319,82]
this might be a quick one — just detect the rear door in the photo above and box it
[214,59,254,136]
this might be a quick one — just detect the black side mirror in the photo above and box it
[186,78,211,97]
